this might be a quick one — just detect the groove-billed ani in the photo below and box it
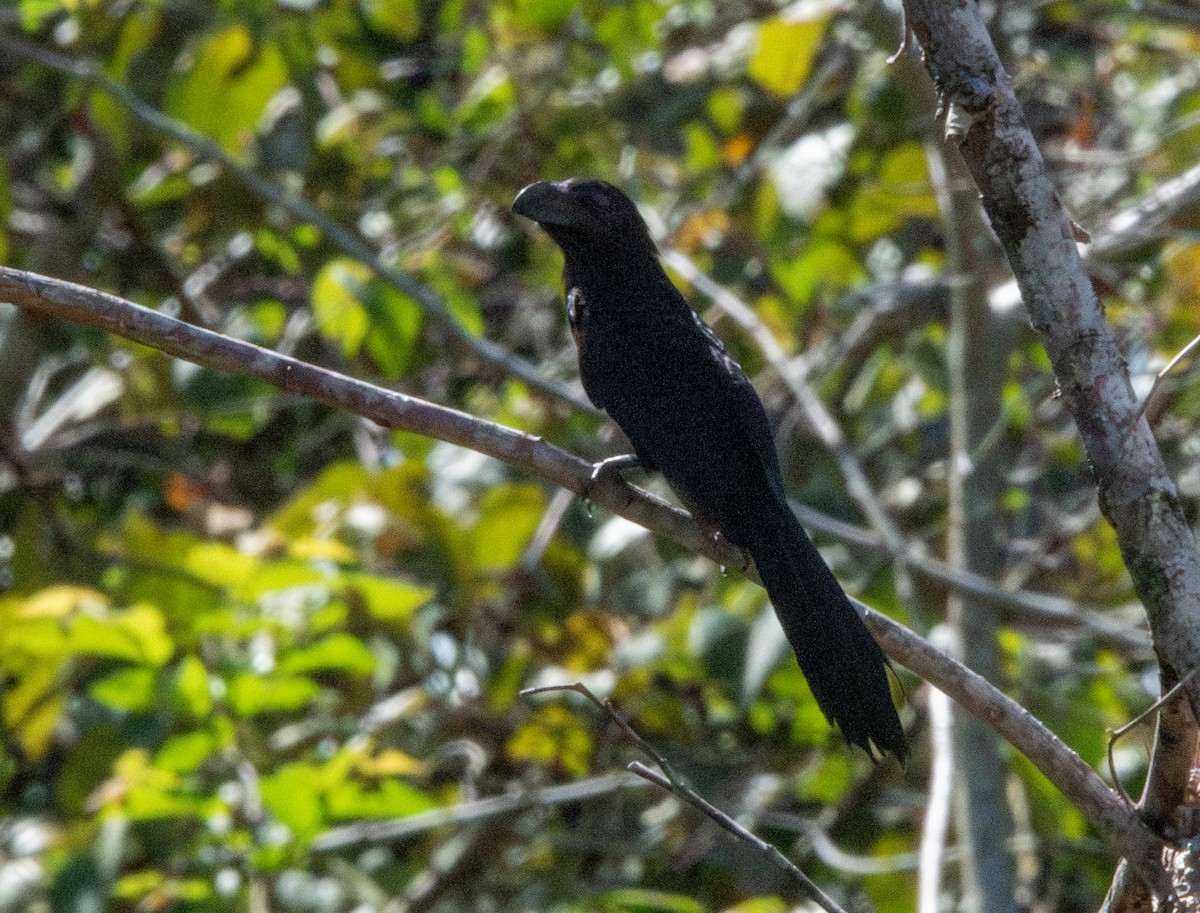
[512,178,906,761]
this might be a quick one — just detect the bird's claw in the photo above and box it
[582,453,641,508]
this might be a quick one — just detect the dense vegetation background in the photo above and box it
[2,1,1200,911]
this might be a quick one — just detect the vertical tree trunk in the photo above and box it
[937,144,1021,913]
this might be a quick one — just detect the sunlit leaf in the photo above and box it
[364,285,423,379]
[512,0,573,31]
[261,764,325,841]
[17,585,107,619]
[173,655,214,718]
[325,778,438,820]
[237,559,331,602]
[472,483,545,574]
[361,0,421,41]
[279,632,376,675]
[69,605,174,667]
[507,705,593,777]
[594,888,707,913]
[89,667,158,712]
[163,26,288,155]
[355,748,426,777]
[227,673,321,716]
[344,573,435,623]
[769,240,864,306]
[312,258,372,358]
[1165,241,1200,303]
[155,730,218,774]
[748,7,832,97]
[183,542,261,589]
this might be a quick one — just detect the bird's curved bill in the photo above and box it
[512,181,586,228]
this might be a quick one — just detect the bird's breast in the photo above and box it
[577,317,696,408]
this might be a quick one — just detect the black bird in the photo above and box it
[512,178,906,761]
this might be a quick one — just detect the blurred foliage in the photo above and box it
[2,0,1200,911]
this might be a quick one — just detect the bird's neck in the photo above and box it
[563,248,679,317]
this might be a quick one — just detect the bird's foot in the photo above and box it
[582,453,642,508]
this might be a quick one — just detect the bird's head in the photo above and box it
[511,178,657,263]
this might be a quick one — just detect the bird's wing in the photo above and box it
[693,311,791,507]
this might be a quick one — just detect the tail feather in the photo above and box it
[739,508,906,761]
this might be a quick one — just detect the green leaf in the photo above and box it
[70,605,174,667]
[261,764,326,841]
[472,484,545,574]
[227,673,321,716]
[237,559,331,602]
[155,730,218,774]
[748,9,831,97]
[279,633,376,675]
[19,0,62,30]
[325,778,438,820]
[184,542,261,590]
[595,889,707,913]
[798,753,853,803]
[849,142,940,241]
[362,0,421,41]
[89,667,158,712]
[163,26,288,155]
[344,573,435,623]
[513,0,573,31]
[270,461,370,536]
[311,258,373,358]
[769,241,864,307]
[363,284,423,378]
[506,705,592,777]
[173,655,214,718]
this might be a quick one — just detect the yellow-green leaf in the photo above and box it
[345,573,435,623]
[748,8,831,97]
[311,259,372,358]
[163,26,288,155]
[227,673,321,716]
[279,633,376,675]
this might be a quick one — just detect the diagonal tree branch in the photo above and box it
[901,0,1200,903]
[0,265,1171,894]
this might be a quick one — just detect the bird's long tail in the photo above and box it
[737,507,906,761]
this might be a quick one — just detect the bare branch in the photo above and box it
[794,505,1150,653]
[311,772,643,853]
[1088,161,1200,261]
[863,601,1171,897]
[0,264,1169,893]
[919,632,957,913]
[523,682,850,913]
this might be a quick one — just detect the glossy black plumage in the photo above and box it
[513,178,906,761]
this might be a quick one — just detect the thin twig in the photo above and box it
[1131,331,1200,429]
[1107,665,1200,808]
[312,772,643,853]
[919,633,957,913]
[793,504,1149,653]
[522,682,850,913]
[628,762,850,913]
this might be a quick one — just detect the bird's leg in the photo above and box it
[582,453,643,506]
